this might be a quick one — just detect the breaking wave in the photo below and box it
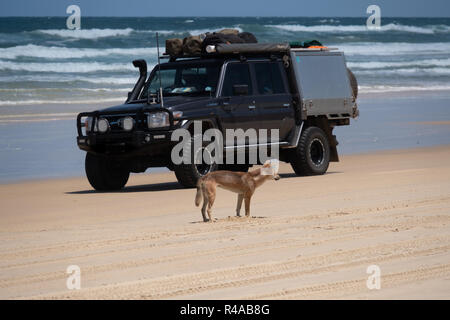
[34,28,134,39]
[0,61,136,73]
[359,84,450,93]
[267,23,450,34]
[0,45,157,60]
[337,42,450,56]
[31,26,244,39]
[0,97,124,106]
[348,58,450,69]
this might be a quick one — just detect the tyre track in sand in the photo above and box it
[1,146,450,299]
[2,199,449,292]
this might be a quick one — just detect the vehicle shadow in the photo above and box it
[66,181,186,194]
[67,171,342,194]
[279,171,341,178]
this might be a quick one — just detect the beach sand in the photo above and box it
[0,145,449,299]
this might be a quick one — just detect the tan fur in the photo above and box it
[194,161,280,222]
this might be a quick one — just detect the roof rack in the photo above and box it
[160,43,339,61]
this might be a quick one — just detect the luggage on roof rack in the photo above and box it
[165,30,259,57]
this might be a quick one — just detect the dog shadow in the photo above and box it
[66,181,185,194]
[189,215,267,224]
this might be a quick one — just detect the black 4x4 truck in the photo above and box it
[76,42,358,190]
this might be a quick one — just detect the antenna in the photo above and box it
[156,32,164,107]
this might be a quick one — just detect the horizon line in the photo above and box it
[0,15,449,18]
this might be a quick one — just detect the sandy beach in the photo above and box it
[0,145,449,299]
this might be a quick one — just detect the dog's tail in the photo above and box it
[195,178,203,207]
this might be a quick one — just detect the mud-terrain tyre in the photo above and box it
[347,68,358,99]
[290,126,330,176]
[173,135,218,188]
[85,153,130,191]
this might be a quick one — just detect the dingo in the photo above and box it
[195,159,280,222]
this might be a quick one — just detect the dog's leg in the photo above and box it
[206,184,216,222]
[201,186,209,222]
[244,193,252,217]
[236,194,244,217]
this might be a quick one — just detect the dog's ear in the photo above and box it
[263,160,271,167]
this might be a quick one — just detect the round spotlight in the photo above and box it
[120,116,134,131]
[97,118,109,133]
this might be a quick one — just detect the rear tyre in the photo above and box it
[173,135,218,188]
[85,153,130,191]
[347,68,358,99]
[290,126,330,176]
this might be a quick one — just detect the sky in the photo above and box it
[0,0,449,17]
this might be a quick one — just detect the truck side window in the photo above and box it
[254,62,285,95]
[222,63,252,96]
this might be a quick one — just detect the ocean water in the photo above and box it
[0,17,450,106]
[0,17,450,183]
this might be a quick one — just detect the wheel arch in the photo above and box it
[304,116,339,162]
[182,118,219,135]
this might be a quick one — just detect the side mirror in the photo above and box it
[232,84,249,96]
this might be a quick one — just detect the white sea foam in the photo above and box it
[35,28,134,39]
[348,58,450,69]
[337,42,450,56]
[355,67,450,76]
[186,26,243,35]
[0,87,129,93]
[73,77,138,84]
[0,74,138,85]
[0,97,124,106]
[0,45,158,59]
[359,85,450,93]
[267,23,450,34]
[33,26,244,40]
[0,61,136,73]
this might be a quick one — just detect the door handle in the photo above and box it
[248,105,256,110]
[220,98,233,111]
[222,104,233,111]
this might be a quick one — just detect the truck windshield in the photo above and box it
[140,63,221,99]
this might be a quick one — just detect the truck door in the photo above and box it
[218,62,258,145]
[251,61,295,141]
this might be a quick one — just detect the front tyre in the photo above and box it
[173,135,218,188]
[85,153,130,191]
[290,126,330,176]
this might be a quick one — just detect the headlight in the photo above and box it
[97,118,110,133]
[147,112,170,128]
[119,116,134,131]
